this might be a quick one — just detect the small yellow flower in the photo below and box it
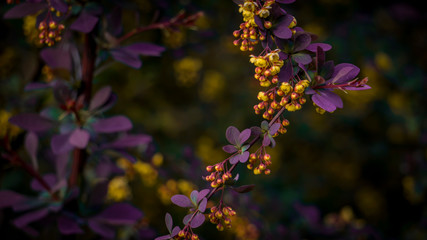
[107,176,131,202]
[0,110,21,139]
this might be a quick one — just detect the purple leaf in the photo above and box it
[51,133,73,154]
[171,226,180,236]
[278,60,293,82]
[229,155,239,164]
[25,132,38,170]
[171,195,193,208]
[13,208,49,228]
[238,151,250,163]
[272,15,293,39]
[312,90,343,113]
[292,53,312,65]
[89,86,112,111]
[306,43,332,52]
[0,190,28,209]
[190,213,205,228]
[155,235,173,240]
[110,48,142,68]
[225,126,239,145]
[40,47,72,71]
[69,128,90,149]
[58,215,83,235]
[24,83,49,91]
[344,85,371,91]
[50,0,68,13]
[329,63,360,84]
[106,134,152,149]
[31,174,56,191]
[269,123,281,135]
[197,189,210,203]
[9,113,53,132]
[262,134,271,146]
[238,129,251,144]
[92,116,132,133]
[232,184,255,193]
[222,145,237,154]
[190,190,198,205]
[88,220,115,239]
[198,198,207,212]
[293,32,311,52]
[4,3,47,19]
[70,12,99,33]
[183,213,192,225]
[124,43,165,57]
[165,213,173,233]
[94,203,142,225]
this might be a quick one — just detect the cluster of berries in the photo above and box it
[254,80,309,120]
[250,49,284,87]
[233,0,259,51]
[38,20,65,46]
[204,163,232,188]
[247,152,272,175]
[175,230,199,240]
[208,205,236,231]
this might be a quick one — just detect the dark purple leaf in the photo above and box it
[40,47,72,71]
[51,133,73,154]
[92,115,132,133]
[55,153,69,179]
[315,46,325,72]
[225,126,239,145]
[262,134,271,146]
[110,48,142,68]
[198,198,207,212]
[106,134,152,149]
[232,184,255,193]
[0,190,28,209]
[24,83,49,91]
[13,208,49,228]
[196,189,210,203]
[254,15,264,30]
[88,220,115,239]
[124,43,165,57]
[306,43,332,52]
[222,145,237,154]
[89,86,112,111]
[9,113,53,132]
[344,85,371,91]
[278,60,293,82]
[292,53,312,65]
[312,90,343,113]
[171,194,193,208]
[329,63,360,84]
[269,123,281,135]
[107,7,123,36]
[31,174,56,191]
[94,203,142,225]
[70,12,99,33]
[165,213,173,233]
[293,32,311,52]
[51,0,68,13]
[190,213,205,228]
[58,215,83,234]
[69,128,90,149]
[25,132,38,169]
[238,129,251,144]
[269,135,276,148]
[4,3,47,19]
[272,15,293,39]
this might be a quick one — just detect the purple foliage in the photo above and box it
[92,115,132,133]
[9,113,54,132]
[3,2,47,19]
[70,12,99,33]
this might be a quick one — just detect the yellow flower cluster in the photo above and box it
[208,205,236,231]
[107,176,131,201]
[250,49,284,87]
[233,0,260,51]
[174,57,203,87]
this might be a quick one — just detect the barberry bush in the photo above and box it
[1,0,426,240]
